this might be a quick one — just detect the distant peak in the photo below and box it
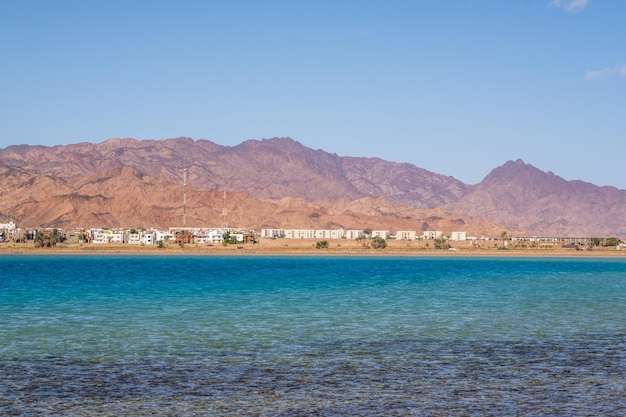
[101,137,137,145]
[497,159,538,173]
[238,137,302,149]
[257,137,297,145]
[480,159,564,188]
[502,159,528,168]
[0,144,44,154]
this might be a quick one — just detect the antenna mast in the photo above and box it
[183,163,187,229]
[221,191,227,229]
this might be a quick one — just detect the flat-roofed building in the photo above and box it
[344,230,364,239]
[91,229,125,244]
[284,229,315,239]
[261,229,284,238]
[396,230,417,240]
[423,230,443,239]
[450,231,467,241]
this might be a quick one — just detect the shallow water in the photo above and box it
[1,256,625,415]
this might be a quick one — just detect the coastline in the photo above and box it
[2,238,625,257]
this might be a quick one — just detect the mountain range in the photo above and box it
[1,137,624,238]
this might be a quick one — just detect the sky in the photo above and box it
[1,0,625,188]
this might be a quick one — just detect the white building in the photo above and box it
[128,232,142,244]
[396,230,417,240]
[128,230,156,245]
[0,221,17,241]
[91,229,125,244]
[271,229,368,240]
[314,229,345,239]
[372,230,390,239]
[143,232,155,245]
[450,231,467,241]
[344,230,364,239]
[0,221,17,234]
[194,229,224,244]
[314,229,330,239]
[261,229,284,239]
[284,229,315,239]
[155,230,175,243]
[330,229,345,239]
[423,231,443,239]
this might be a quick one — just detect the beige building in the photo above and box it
[450,231,467,241]
[423,231,443,239]
[396,230,418,240]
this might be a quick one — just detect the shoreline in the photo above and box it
[2,239,625,258]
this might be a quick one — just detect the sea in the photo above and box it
[1,255,625,416]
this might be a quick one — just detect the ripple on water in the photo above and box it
[1,336,625,416]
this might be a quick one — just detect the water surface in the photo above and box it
[1,256,625,415]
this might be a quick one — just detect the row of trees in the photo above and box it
[33,229,61,248]
[0,229,62,246]
[317,236,388,250]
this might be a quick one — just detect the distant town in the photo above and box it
[1,221,624,250]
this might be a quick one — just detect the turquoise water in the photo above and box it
[1,255,625,415]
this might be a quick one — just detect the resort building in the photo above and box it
[396,230,418,240]
[128,230,156,245]
[372,230,390,239]
[155,230,175,243]
[0,221,18,241]
[450,231,467,241]
[314,229,345,239]
[270,229,365,240]
[261,229,285,239]
[90,229,125,244]
[0,221,17,235]
[344,230,365,239]
[193,229,224,244]
[423,231,443,239]
[284,229,315,239]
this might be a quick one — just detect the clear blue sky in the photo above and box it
[1,0,625,188]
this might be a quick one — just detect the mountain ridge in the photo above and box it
[448,159,626,237]
[1,137,624,237]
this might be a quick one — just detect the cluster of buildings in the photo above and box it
[0,221,17,242]
[78,227,256,245]
[260,228,466,241]
[0,222,255,245]
[2,221,623,248]
[1,221,468,245]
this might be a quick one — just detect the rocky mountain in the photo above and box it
[447,160,626,237]
[0,137,466,207]
[1,138,625,237]
[0,162,501,235]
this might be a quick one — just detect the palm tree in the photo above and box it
[34,229,60,248]
[34,231,47,247]
[500,231,508,249]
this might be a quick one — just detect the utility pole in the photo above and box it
[221,191,227,229]
[183,164,187,229]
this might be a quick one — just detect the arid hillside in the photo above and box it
[1,137,625,237]
[447,160,626,237]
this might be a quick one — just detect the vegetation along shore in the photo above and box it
[2,238,625,257]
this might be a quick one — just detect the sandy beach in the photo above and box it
[1,238,625,257]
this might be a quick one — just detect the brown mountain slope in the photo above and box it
[447,159,626,237]
[0,164,502,235]
[2,139,625,237]
[0,137,466,208]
